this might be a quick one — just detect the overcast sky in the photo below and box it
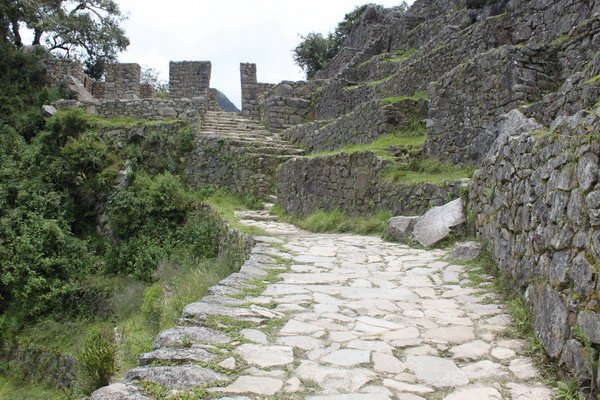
[117,0,414,108]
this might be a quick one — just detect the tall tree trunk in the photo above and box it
[10,17,21,47]
[33,28,42,45]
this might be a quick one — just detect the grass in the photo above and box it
[307,134,425,161]
[0,377,73,400]
[379,91,429,105]
[383,158,476,185]
[200,188,267,236]
[382,48,417,62]
[584,74,600,85]
[304,125,475,186]
[273,205,393,236]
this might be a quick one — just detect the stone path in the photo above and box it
[93,211,554,400]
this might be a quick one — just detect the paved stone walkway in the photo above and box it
[93,211,554,400]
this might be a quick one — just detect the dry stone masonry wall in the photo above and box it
[284,98,427,152]
[98,98,204,122]
[240,62,259,119]
[104,63,141,100]
[169,61,211,99]
[426,45,559,164]
[277,151,466,217]
[469,109,600,392]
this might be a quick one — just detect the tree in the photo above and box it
[293,2,409,78]
[292,33,333,79]
[141,66,168,97]
[0,0,129,78]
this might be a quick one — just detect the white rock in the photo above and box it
[406,356,469,387]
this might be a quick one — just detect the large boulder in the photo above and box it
[412,198,466,246]
[387,216,420,241]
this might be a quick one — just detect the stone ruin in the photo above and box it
[42,0,600,395]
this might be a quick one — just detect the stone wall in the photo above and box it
[277,151,467,217]
[169,61,211,99]
[260,80,319,131]
[139,83,155,99]
[426,45,559,164]
[97,98,204,122]
[42,58,86,86]
[185,135,298,198]
[240,63,259,119]
[469,109,600,393]
[262,96,311,132]
[104,63,141,100]
[284,98,427,151]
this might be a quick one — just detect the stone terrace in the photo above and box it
[93,210,553,399]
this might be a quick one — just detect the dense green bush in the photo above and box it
[77,328,116,395]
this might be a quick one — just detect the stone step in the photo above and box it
[126,365,227,389]
[139,347,216,366]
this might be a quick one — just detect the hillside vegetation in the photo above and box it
[0,43,256,397]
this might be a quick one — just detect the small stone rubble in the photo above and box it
[92,210,553,399]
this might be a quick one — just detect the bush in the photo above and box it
[77,328,116,395]
[108,172,195,238]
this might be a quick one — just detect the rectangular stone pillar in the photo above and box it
[104,63,141,100]
[169,61,211,99]
[240,62,259,119]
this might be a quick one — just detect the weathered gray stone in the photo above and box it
[91,383,149,400]
[406,356,469,387]
[139,348,215,366]
[126,365,227,388]
[446,242,482,261]
[153,326,230,349]
[576,312,600,344]
[413,199,465,247]
[387,216,420,242]
[535,286,569,358]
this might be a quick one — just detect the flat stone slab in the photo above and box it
[126,365,227,388]
[443,386,502,400]
[296,360,375,392]
[91,383,150,400]
[321,349,371,366]
[235,344,294,368]
[139,347,215,365]
[209,376,283,396]
[406,356,469,387]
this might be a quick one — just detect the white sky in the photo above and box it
[117,0,414,108]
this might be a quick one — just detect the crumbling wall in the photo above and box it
[240,63,259,119]
[284,98,427,151]
[169,61,211,99]
[426,45,559,164]
[104,63,141,100]
[98,98,204,122]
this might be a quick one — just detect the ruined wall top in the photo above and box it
[169,61,212,99]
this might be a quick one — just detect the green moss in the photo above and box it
[584,74,600,85]
[379,91,429,105]
[550,33,570,47]
[382,48,417,62]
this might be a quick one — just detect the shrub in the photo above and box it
[77,327,116,395]
[108,172,195,238]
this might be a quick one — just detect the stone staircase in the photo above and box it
[184,111,305,197]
